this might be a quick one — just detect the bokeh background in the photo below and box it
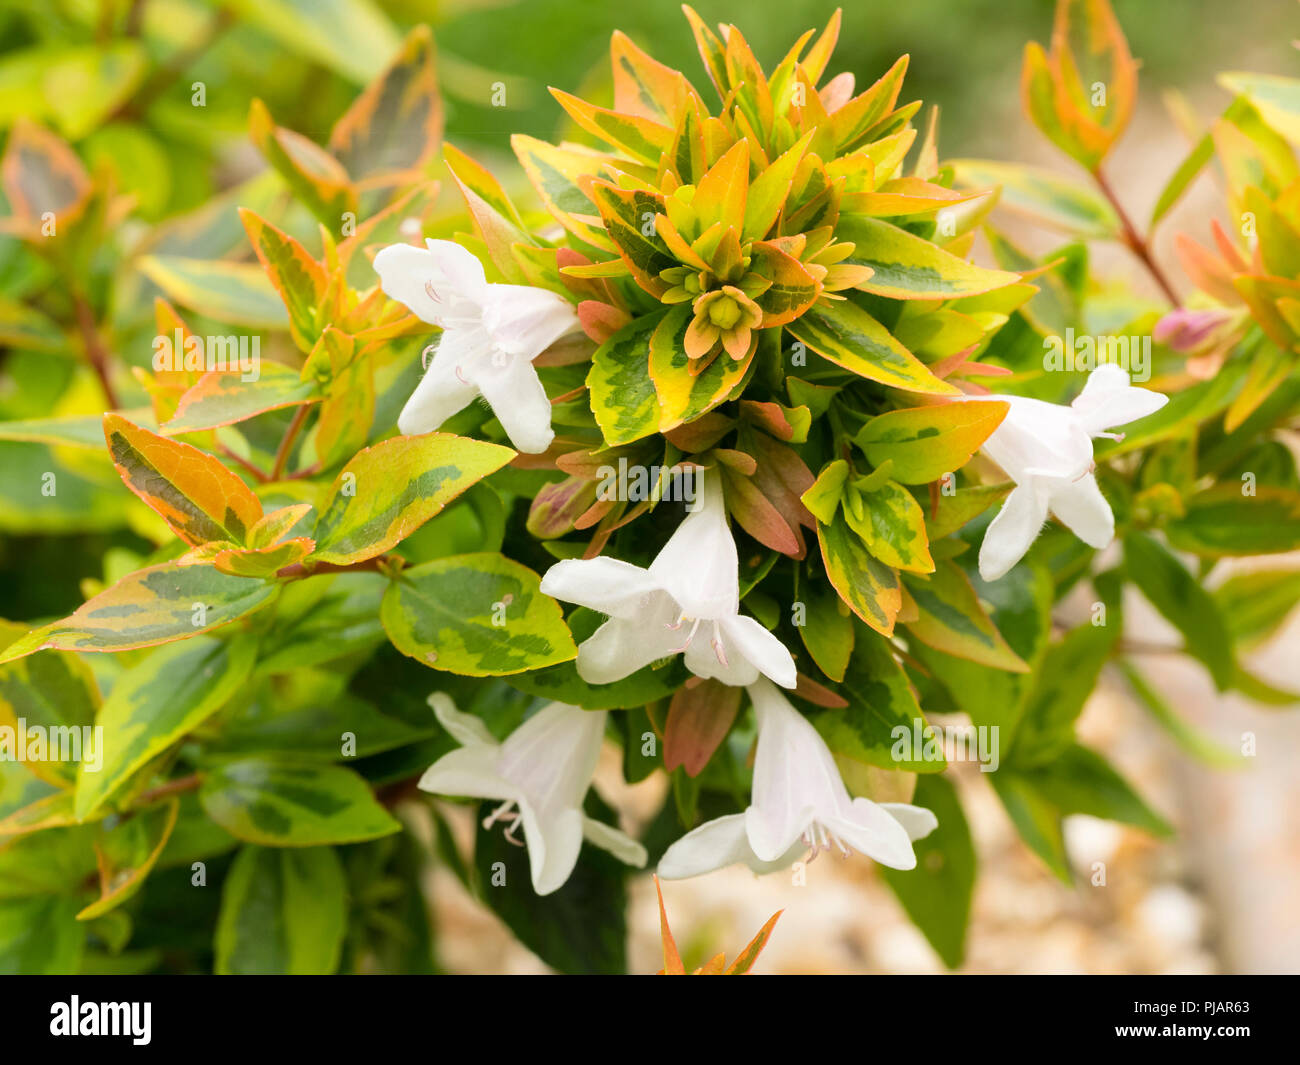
[2,0,1297,972]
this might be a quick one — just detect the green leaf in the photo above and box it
[215,845,347,974]
[310,433,514,565]
[162,363,322,435]
[1219,73,1300,143]
[138,256,288,329]
[1010,744,1173,838]
[0,43,146,141]
[836,215,1021,299]
[1211,568,1300,647]
[1011,618,1119,766]
[856,402,1009,485]
[475,799,627,975]
[903,560,1028,672]
[909,562,1052,744]
[200,759,401,846]
[880,775,974,968]
[949,159,1121,238]
[0,639,100,786]
[1165,487,1300,558]
[786,297,957,395]
[843,479,934,574]
[247,100,356,230]
[238,209,328,352]
[0,896,85,974]
[76,800,179,920]
[0,410,154,449]
[587,311,666,446]
[924,481,1012,540]
[1124,533,1234,690]
[328,25,442,183]
[0,564,277,661]
[254,572,387,673]
[649,304,752,430]
[816,512,901,637]
[797,581,854,682]
[989,770,1070,882]
[1121,663,1244,769]
[813,629,942,772]
[75,635,256,820]
[381,552,576,676]
[229,0,401,85]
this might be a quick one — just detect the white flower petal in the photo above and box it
[574,602,683,685]
[647,472,739,619]
[658,813,771,879]
[418,745,513,803]
[472,352,555,454]
[978,481,1050,581]
[1047,472,1114,549]
[682,623,760,686]
[495,704,605,814]
[745,678,849,861]
[826,797,920,869]
[539,557,662,618]
[396,331,481,436]
[521,803,585,896]
[980,395,1093,482]
[879,802,940,842]
[373,239,487,325]
[718,614,798,689]
[1071,364,1169,435]
[482,284,579,359]
[427,692,496,748]
[581,816,648,868]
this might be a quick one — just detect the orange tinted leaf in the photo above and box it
[329,25,442,187]
[103,413,263,546]
[550,88,675,166]
[725,909,783,974]
[0,119,91,228]
[664,678,742,776]
[164,363,322,435]
[248,99,356,227]
[239,209,328,352]
[654,876,687,975]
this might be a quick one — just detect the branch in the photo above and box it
[72,293,120,409]
[1092,166,1181,307]
[270,404,311,481]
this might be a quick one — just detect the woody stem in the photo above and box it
[1092,166,1181,307]
[72,294,120,409]
[270,404,311,481]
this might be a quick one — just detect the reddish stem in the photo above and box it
[1092,167,1181,307]
[72,294,120,409]
[270,405,311,481]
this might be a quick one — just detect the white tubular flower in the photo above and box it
[539,474,798,689]
[975,364,1168,581]
[658,678,938,879]
[418,693,646,896]
[374,238,579,453]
